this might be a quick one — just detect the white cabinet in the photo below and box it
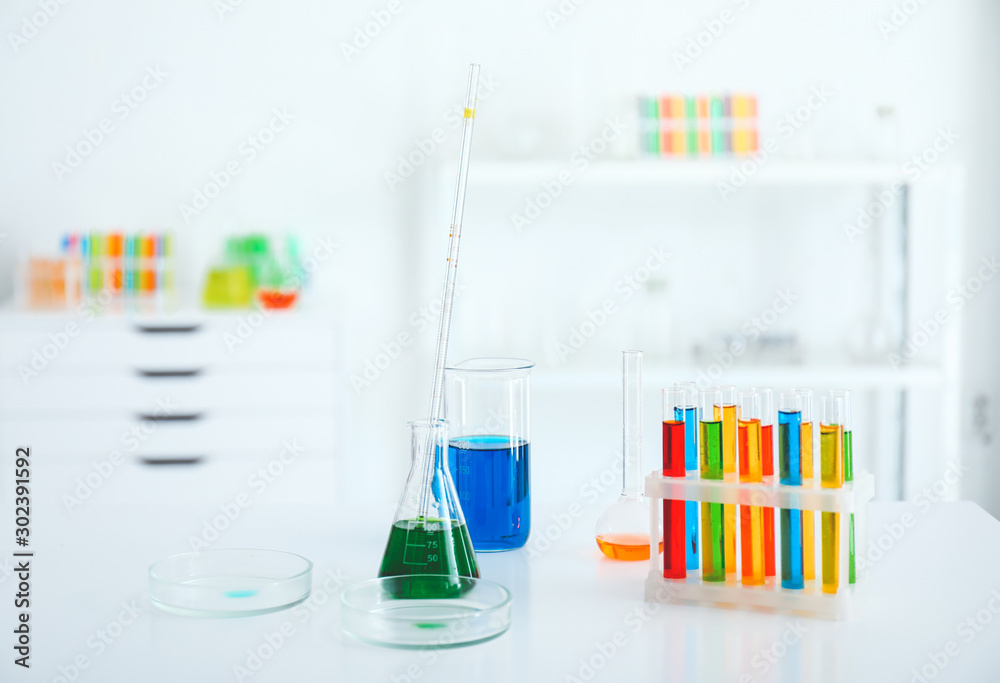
[0,310,340,476]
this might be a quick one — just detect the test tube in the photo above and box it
[676,381,699,570]
[757,387,776,578]
[738,390,764,586]
[662,388,687,580]
[778,392,803,590]
[821,394,846,594]
[699,388,725,582]
[793,388,816,581]
[831,389,855,584]
[716,386,738,575]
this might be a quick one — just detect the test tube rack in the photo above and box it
[644,471,874,620]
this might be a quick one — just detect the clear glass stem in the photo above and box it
[622,350,643,497]
[428,63,481,422]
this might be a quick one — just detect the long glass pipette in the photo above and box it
[418,63,481,522]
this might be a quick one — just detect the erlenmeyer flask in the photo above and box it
[378,419,480,598]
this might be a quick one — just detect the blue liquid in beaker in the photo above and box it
[448,435,530,551]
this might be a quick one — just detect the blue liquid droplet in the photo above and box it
[225,590,257,598]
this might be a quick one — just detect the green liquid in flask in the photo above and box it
[378,518,479,598]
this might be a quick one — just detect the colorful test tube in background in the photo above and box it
[685,96,698,157]
[699,388,725,582]
[715,386,738,575]
[738,390,764,586]
[832,389,855,584]
[662,388,687,580]
[710,96,725,155]
[106,232,123,293]
[821,394,846,594]
[758,388,776,577]
[677,382,699,570]
[641,96,660,155]
[793,388,816,581]
[778,393,804,590]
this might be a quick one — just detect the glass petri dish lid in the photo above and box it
[341,575,511,648]
[149,548,312,617]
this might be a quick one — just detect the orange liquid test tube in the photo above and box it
[820,395,846,594]
[738,390,764,586]
[716,386,738,575]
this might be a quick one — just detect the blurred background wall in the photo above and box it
[0,0,997,516]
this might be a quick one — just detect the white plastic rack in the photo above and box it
[644,471,875,620]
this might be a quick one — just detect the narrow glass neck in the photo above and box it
[622,351,643,496]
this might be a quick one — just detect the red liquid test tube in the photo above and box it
[662,388,687,579]
[758,387,776,577]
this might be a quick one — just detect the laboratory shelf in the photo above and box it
[533,363,947,392]
[463,159,911,187]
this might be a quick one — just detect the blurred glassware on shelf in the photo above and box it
[16,230,175,312]
[202,233,303,310]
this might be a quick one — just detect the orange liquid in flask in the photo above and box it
[597,534,662,561]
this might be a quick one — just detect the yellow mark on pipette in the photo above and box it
[464,108,475,118]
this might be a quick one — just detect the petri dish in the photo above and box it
[341,575,511,648]
[149,548,312,617]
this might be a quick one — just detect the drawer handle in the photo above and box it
[137,412,204,422]
[140,456,205,465]
[136,368,203,378]
[135,323,201,334]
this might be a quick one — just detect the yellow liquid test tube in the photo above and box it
[738,390,764,586]
[820,394,845,595]
[801,421,815,580]
[716,387,738,575]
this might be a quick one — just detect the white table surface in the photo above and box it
[7,455,1000,683]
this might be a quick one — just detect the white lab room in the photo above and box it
[1,1,999,681]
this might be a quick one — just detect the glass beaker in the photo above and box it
[377,418,479,598]
[445,358,534,552]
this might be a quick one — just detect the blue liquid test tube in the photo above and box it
[778,393,803,590]
[676,381,699,570]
